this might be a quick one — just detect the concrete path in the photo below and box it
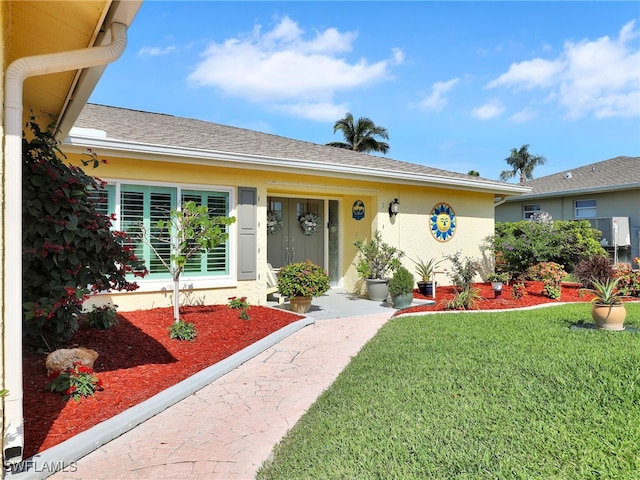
[49,312,390,480]
[22,289,428,480]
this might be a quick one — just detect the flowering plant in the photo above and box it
[277,260,330,298]
[228,296,250,320]
[227,296,249,309]
[613,263,640,297]
[47,362,102,401]
[526,261,567,299]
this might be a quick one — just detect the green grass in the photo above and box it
[257,303,640,479]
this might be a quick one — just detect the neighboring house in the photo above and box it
[63,104,530,313]
[1,0,143,467]
[495,156,640,265]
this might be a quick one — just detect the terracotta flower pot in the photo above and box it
[290,296,312,314]
[591,304,626,331]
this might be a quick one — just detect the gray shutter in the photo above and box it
[237,187,257,280]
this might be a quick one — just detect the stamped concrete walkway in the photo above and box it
[13,290,433,480]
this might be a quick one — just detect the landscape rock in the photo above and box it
[45,347,99,376]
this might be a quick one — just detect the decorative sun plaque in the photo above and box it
[430,202,456,242]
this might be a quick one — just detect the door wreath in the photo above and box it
[266,211,283,235]
[299,212,320,235]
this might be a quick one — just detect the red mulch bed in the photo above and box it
[20,281,608,458]
[22,304,304,458]
[401,280,590,315]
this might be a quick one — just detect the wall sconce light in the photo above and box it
[389,198,400,217]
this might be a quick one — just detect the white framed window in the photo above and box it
[575,199,596,218]
[523,204,540,220]
[91,181,234,283]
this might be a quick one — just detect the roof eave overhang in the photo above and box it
[63,134,532,196]
[502,183,640,201]
[55,1,143,139]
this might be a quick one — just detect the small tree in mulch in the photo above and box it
[139,201,236,326]
[22,118,148,349]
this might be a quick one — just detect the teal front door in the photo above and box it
[267,197,324,268]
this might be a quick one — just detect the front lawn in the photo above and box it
[258,303,640,479]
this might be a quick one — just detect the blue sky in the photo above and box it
[89,1,640,181]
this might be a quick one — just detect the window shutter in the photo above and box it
[237,187,257,280]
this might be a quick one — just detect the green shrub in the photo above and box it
[85,304,119,330]
[445,251,481,291]
[493,220,605,275]
[388,266,415,296]
[353,231,404,280]
[168,320,197,341]
[511,282,527,300]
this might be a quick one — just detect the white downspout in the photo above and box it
[2,22,127,466]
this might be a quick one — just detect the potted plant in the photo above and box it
[487,272,510,298]
[353,231,404,301]
[388,266,415,309]
[277,260,330,313]
[412,257,443,297]
[581,277,627,331]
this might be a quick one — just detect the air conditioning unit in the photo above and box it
[589,217,631,247]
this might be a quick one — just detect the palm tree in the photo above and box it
[327,112,390,154]
[499,144,546,183]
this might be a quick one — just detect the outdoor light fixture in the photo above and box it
[389,198,400,217]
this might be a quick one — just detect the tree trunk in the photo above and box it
[173,274,180,323]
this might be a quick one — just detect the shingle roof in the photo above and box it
[72,104,520,193]
[512,156,640,199]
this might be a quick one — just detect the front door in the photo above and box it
[267,197,324,268]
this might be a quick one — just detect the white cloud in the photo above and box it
[392,48,405,65]
[471,100,505,120]
[486,57,563,90]
[187,16,397,120]
[137,46,176,57]
[510,106,537,124]
[418,78,460,111]
[486,20,640,119]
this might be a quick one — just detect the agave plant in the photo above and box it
[581,277,625,305]
[411,257,443,282]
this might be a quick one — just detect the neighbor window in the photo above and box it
[91,182,232,280]
[523,204,541,220]
[575,199,596,218]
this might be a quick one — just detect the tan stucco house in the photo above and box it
[495,156,640,265]
[64,103,530,312]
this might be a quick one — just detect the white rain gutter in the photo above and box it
[2,22,127,466]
